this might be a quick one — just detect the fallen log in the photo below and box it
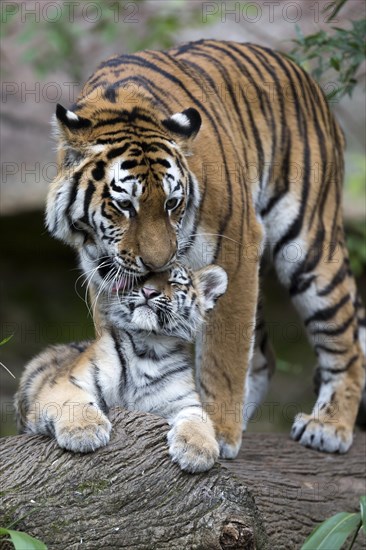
[0,409,268,549]
[222,431,366,550]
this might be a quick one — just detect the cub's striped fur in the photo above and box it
[44,39,365,455]
[15,265,227,473]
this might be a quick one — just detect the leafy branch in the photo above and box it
[288,0,366,101]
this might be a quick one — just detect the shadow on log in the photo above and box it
[0,408,267,549]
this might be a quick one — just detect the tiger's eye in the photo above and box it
[166,198,180,211]
[120,200,133,209]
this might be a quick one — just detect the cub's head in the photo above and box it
[46,87,202,292]
[104,264,227,341]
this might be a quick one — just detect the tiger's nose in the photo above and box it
[140,251,176,272]
[141,257,171,271]
[142,287,160,300]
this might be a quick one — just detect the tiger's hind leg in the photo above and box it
[42,372,111,454]
[355,293,366,425]
[243,298,276,430]
[15,342,111,453]
[270,225,365,452]
[14,343,87,433]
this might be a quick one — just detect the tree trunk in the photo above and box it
[0,409,268,550]
[222,431,366,550]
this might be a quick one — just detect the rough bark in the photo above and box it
[0,409,267,550]
[222,432,366,550]
[1,410,365,550]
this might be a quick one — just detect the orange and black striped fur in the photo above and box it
[15,264,227,472]
[37,39,366,455]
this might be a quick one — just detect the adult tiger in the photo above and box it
[46,39,365,457]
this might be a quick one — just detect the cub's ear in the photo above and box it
[197,265,228,312]
[54,104,91,131]
[162,108,201,140]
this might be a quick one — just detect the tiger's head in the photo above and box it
[46,87,202,293]
[103,264,228,341]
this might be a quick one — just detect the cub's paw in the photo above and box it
[291,413,353,454]
[56,409,112,453]
[167,420,219,473]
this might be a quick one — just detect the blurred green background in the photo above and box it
[1,0,365,436]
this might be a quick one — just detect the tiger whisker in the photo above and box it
[190,232,244,248]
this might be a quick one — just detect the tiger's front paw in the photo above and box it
[167,419,219,473]
[56,406,112,453]
[291,413,353,453]
[215,425,242,459]
[218,436,242,459]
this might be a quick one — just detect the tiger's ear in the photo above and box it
[197,265,228,312]
[54,104,91,131]
[162,108,201,141]
[53,104,92,167]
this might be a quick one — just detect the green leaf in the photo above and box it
[0,528,47,550]
[323,0,348,22]
[294,24,304,42]
[301,512,361,550]
[360,496,366,535]
[330,57,340,71]
[0,334,13,346]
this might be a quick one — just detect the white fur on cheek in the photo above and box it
[46,177,83,245]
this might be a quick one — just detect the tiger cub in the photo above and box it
[15,264,227,473]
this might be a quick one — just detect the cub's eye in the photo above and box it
[165,198,180,211]
[170,281,185,290]
[119,200,133,210]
